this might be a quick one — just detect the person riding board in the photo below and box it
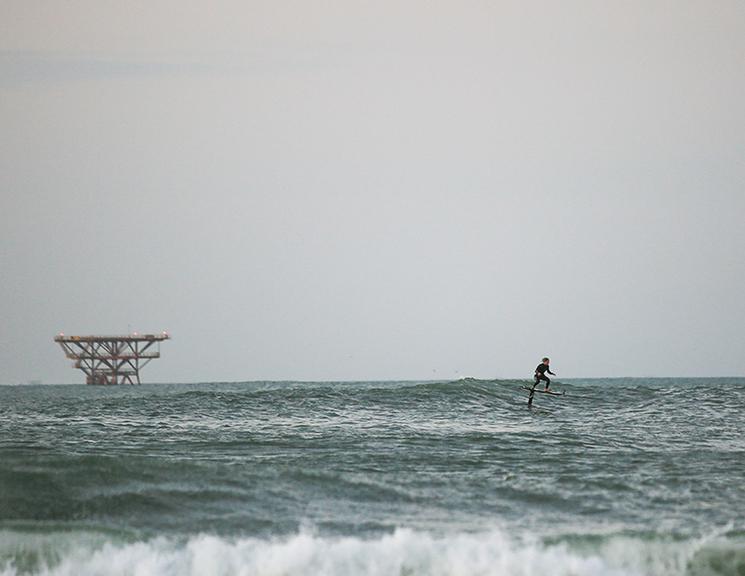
[534,357,556,391]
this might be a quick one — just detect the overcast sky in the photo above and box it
[1,1,744,383]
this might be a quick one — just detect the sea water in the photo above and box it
[1,379,743,575]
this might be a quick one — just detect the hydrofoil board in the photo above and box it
[522,385,565,396]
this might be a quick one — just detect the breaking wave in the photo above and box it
[1,527,742,576]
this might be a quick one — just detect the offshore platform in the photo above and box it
[54,332,169,385]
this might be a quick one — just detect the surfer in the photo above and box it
[534,357,556,391]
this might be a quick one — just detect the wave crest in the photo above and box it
[1,527,742,576]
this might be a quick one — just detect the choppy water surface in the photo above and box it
[1,379,744,575]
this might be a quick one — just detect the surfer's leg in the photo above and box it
[543,375,551,390]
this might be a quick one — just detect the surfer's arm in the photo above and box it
[547,369,556,376]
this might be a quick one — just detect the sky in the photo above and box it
[1,1,744,383]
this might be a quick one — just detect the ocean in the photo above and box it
[1,378,743,575]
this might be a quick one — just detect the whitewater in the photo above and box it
[1,379,744,575]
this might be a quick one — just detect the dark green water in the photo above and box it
[1,379,744,575]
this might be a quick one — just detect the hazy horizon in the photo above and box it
[6,376,745,387]
[2,1,744,384]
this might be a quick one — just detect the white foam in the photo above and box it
[0,527,733,576]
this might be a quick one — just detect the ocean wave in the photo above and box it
[0,527,742,576]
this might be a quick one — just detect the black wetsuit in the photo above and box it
[534,363,555,388]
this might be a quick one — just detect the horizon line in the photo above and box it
[4,375,745,386]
